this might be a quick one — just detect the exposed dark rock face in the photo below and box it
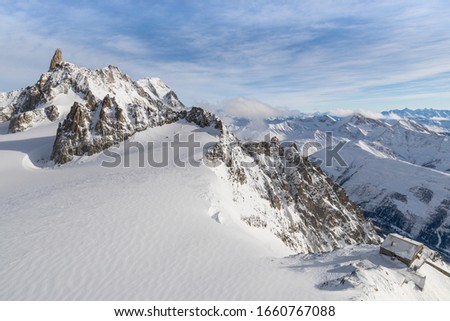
[51,103,92,164]
[7,104,62,133]
[364,205,414,234]
[2,66,73,132]
[410,186,434,204]
[44,105,60,121]
[184,106,223,130]
[207,131,379,253]
[356,193,449,257]
[0,90,22,122]
[8,110,45,133]
[390,192,408,203]
[2,50,380,255]
[49,99,378,253]
[50,105,221,164]
[51,101,179,164]
[1,50,186,134]
[49,48,63,71]
[418,204,449,253]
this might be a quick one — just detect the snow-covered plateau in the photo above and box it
[1,50,449,300]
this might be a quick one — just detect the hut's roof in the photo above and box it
[381,233,423,262]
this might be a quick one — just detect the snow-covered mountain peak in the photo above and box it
[317,114,337,124]
[224,110,450,256]
[393,119,435,134]
[383,108,450,130]
[0,50,381,254]
[342,113,388,129]
[1,51,449,300]
[137,77,184,110]
[137,77,170,97]
[0,49,184,133]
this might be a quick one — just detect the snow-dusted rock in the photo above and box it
[0,50,185,135]
[1,50,380,255]
[226,112,450,256]
[208,128,379,253]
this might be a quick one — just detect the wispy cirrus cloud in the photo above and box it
[1,1,450,112]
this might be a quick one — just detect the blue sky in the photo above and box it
[1,0,450,113]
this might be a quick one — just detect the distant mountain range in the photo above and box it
[382,107,450,119]
[227,112,450,257]
[0,49,449,300]
[381,108,450,130]
[0,49,377,254]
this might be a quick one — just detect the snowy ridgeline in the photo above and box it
[0,50,449,300]
[0,50,378,255]
[1,120,450,300]
[226,111,450,257]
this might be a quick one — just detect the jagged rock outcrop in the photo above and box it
[183,106,223,129]
[207,128,379,253]
[51,99,378,252]
[7,105,60,133]
[230,112,450,256]
[50,98,181,164]
[49,48,63,71]
[50,104,222,164]
[2,50,380,255]
[0,90,22,123]
[0,50,185,134]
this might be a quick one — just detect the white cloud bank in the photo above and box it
[329,108,402,120]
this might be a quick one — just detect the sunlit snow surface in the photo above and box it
[1,120,449,300]
[226,113,450,256]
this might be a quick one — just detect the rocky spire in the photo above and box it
[49,48,63,71]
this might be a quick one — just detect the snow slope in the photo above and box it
[0,120,293,300]
[313,140,450,256]
[0,52,377,254]
[225,113,450,256]
[1,120,449,300]
[1,51,449,300]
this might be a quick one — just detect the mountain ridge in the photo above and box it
[0,49,378,254]
[224,112,450,256]
[1,50,450,300]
